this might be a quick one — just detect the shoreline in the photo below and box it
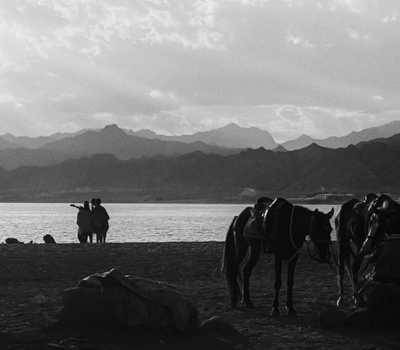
[0,200,345,204]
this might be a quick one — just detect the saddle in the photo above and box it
[243,198,290,244]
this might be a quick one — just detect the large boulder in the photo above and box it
[60,269,198,332]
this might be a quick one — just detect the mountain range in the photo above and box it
[281,120,400,150]
[0,125,236,170]
[1,120,400,156]
[0,133,399,201]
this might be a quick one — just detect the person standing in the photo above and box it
[70,201,93,243]
[92,198,110,243]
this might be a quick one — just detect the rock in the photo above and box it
[60,268,198,332]
[43,234,56,244]
[318,308,347,329]
[200,316,248,347]
[32,294,47,305]
[5,237,23,244]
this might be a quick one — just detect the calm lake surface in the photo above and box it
[0,203,340,243]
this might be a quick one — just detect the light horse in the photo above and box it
[222,198,333,316]
[360,194,400,258]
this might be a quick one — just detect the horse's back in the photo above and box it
[235,207,252,232]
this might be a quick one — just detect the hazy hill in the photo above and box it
[282,120,400,150]
[280,135,314,151]
[128,123,278,149]
[0,148,70,170]
[0,130,87,149]
[1,136,399,201]
[0,125,238,170]
[0,137,19,150]
[42,124,236,159]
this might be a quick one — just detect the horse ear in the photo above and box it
[327,208,334,219]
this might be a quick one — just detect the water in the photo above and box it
[0,203,340,243]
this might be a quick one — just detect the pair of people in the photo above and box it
[71,198,110,244]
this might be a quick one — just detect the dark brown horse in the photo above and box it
[222,198,333,316]
[335,194,377,307]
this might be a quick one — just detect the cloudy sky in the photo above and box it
[0,0,399,142]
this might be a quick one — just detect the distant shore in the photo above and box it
[0,242,398,349]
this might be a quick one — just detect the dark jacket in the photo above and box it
[92,205,110,229]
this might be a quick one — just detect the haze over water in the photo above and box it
[0,203,339,244]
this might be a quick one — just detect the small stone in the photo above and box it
[32,294,47,305]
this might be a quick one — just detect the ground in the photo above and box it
[0,242,399,349]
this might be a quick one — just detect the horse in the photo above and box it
[360,194,400,258]
[335,193,377,307]
[222,198,334,316]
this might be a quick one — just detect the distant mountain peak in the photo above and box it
[103,124,122,131]
[100,124,127,136]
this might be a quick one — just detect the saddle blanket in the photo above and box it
[243,198,291,241]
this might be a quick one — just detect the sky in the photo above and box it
[0,0,400,142]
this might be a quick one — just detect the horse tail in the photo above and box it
[222,216,241,307]
[335,199,358,306]
[221,216,237,273]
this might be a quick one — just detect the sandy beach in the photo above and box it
[0,242,399,349]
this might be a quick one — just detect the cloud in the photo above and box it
[286,32,315,48]
[0,0,400,141]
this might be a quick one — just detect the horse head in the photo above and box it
[309,208,334,262]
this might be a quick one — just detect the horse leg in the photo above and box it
[286,255,298,316]
[351,257,364,307]
[271,255,282,316]
[241,240,261,308]
[346,260,359,307]
[336,250,346,307]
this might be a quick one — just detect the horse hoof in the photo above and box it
[270,307,280,317]
[286,307,297,317]
[336,297,344,308]
[353,296,365,308]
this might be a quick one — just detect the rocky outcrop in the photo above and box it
[60,269,198,331]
